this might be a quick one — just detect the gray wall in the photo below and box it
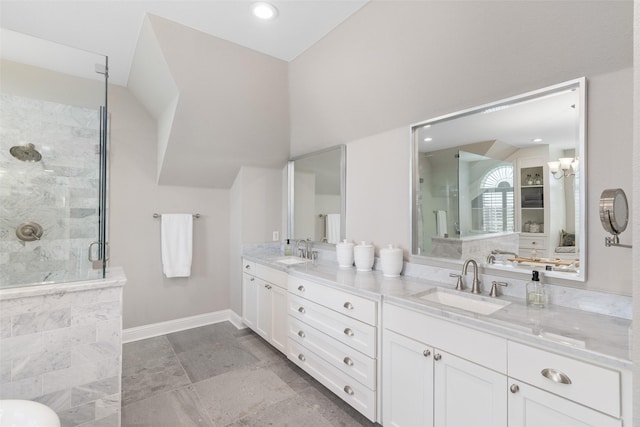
[289,1,634,295]
[109,86,231,329]
[229,166,284,314]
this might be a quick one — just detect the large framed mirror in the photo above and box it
[411,78,586,281]
[288,145,346,245]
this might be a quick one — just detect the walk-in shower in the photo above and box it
[0,30,109,288]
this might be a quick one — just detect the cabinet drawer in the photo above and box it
[290,294,376,358]
[288,339,376,421]
[519,236,547,249]
[288,276,377,325]
[289,316,376,389]
[508,341,621,418]
[242,259,256,274]
[255,263,288,289]
[383,303,506,373]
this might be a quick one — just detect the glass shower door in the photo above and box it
[0,30,108,288]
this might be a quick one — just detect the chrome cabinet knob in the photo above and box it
[510,384,520,394]
[298,354,305,362]
[245,264,251,269]
[343,357,354,366]
[433,353,442,361]
[298,330,305,338]
[298,307,305,313]
[344,328,354,337]
[423,349,431,358]
[343,385,354,396]
[343,302,354,310]
[250,277,255,282]
[297,285,305,292]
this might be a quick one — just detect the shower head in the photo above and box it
[10,143,42,162]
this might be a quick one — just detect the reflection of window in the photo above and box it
[476,166,514,232]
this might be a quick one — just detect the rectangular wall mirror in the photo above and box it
[288,145,346,245]
[411,78,586,282]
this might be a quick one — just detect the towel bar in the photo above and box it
[153,213,200,219]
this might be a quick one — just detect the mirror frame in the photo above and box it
[409,78,587,282]
[287,144,346,245]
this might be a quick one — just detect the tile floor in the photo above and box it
[121,322,378,426]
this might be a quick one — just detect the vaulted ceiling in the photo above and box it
[0,1,368,188]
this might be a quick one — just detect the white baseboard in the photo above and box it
[123,309,246,343]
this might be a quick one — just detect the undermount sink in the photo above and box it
[414,288,511,315]
[276,257,308,265]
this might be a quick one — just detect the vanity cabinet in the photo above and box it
[241,259,288,354]
[382,302,630,427]
[383,303,507,427]
[507,341,623,427]
[287,276,378,421]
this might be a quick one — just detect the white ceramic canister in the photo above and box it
[336,239,355,268]
[354,241,375,272]
[380,244,403,277]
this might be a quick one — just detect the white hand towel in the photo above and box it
[436,210,447,237]
[326,214,341,244]
[161,214,193,278]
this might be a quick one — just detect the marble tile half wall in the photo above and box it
[0,279,124,427]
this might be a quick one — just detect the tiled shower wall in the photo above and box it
[0,93,102,287]
[0,271,125,427]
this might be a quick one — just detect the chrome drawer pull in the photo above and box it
[298,330,305,338]
[343,357,354,366]
[297,285,305,292]
[298,307,306,314]
[433,353,442,361]
[423,349,431,358]
[343,302,354,310]
[541,368,572,384]
[245,264,251,269]
[343,385,354,396]
[510,384,520,394]
[265,284,271,289]
[344,328,354,337]
[250,277,255,282]
[298,353,306,362]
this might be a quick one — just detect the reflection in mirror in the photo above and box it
[288,145,345,244]
[411,78,585,281]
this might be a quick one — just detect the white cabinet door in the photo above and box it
[242,273,257,329]
[508,381,621,427]
[270,284,288,354]
[382,329,434,427]
[433,350,507,427]
[256,278,271,340]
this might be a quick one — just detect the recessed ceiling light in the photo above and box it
[252,2,278,20]
[532,138,543,143]
[424,137,433,142]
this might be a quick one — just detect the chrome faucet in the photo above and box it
[296,238,312,259]
[462,258,481,294]
[296,239,307,258]
[491,249,518,258]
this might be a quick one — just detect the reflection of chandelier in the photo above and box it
[548,157,578,179]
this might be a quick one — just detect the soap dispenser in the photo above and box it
[284,239,293,256]
[526,270,546,307]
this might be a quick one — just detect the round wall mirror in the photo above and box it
[599,188,629,235]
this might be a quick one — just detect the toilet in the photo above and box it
[0,400,61,427]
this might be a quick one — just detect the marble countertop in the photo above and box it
[243,252,632,370]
